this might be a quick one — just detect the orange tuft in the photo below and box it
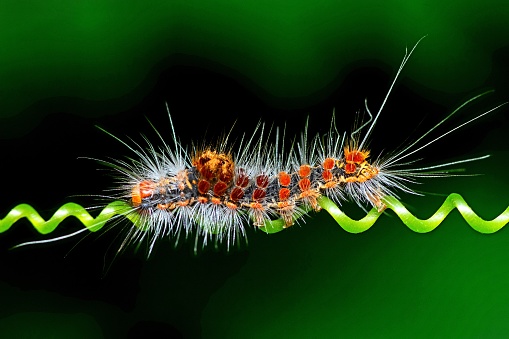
[322,169,333,181]
[279,171,291,186]
[298,178,311,191]
[298,164,311,178]
[345,163,356,174]
[323,157,335,170]
[278,187,291,201]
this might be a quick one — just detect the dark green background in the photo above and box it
[0,1,508,338]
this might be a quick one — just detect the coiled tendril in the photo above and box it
[1,194,508,239]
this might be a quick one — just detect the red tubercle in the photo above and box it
[353,152,365,163]
[345,163,356,174]
[345,149,368,164]
[235,168,250,187]
[322,169,333,181]
[279,172,291,186]
[255,174,269,188]
[345,152,354,163]
[299,165,311,178]
[278,187,291,201]
[213,181,228,196]
[298,178,311,191]
[230,187,245,201]
[198,179,211,195]
[252,188,266,201]
[323,157,335,170]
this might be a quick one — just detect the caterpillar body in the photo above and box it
[10,39,504,256]
[95,38,504,255]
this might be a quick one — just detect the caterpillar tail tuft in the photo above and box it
[2,194,507,240]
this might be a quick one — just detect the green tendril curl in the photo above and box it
[1,194,508,238]
[0,201,135,235]
[261,194,509,234]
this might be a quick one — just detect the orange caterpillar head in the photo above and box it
[131,180,156,206]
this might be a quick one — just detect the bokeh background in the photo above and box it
[0,1,508,338]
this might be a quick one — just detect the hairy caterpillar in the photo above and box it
[88,39,504,256]
[8,38,507,256]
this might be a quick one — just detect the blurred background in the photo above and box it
[0,1,508,338]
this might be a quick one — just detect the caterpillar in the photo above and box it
[88,38,505,255]
[8,38,507,256]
